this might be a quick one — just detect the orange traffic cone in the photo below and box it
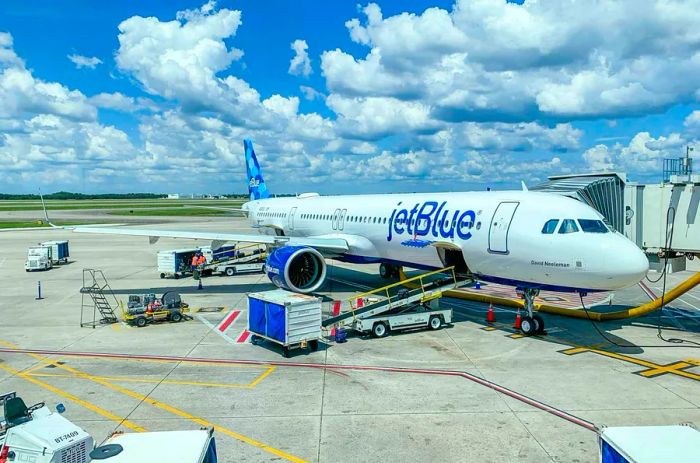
[486,303,495,323]
[513,310,522,330]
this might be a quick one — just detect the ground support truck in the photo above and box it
[0,391,218,462]
[122,292,190,327]
[158,248,198,279]
[353,299,452,338]
[248,289,322,357]
[24,246,52,272]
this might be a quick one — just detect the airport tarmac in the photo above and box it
[1,215,699,462]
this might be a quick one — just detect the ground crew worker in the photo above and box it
[191,253,198,271]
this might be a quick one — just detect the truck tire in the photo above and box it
[174,273,180,280]
[379,263,391,279]
[170,311,182,323]
[160,273,165,279]
[135,317,147,328]
[225,267,236,277]
[309,340,319,351]
[372,322,389,338]
[429,315,442,330]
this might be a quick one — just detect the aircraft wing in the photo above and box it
[70,226,349,252]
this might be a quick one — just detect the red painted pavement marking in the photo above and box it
[217,310,240,333]
[236,330,251,343]
[638,280,658,300]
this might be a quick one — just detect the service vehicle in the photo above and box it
[123,291,190,327]
[0,391,219,463]
[94,429,217,463]
[598,424,700,463]
[39,240,69,264]
[24,246,52,272]
[353,301,452,338]
[0,391,94,463]
[248,289,322,357]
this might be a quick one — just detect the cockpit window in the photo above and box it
[578,219,609,233]
[558,219,579,234]
[541,219,559,234]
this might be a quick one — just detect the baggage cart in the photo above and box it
[248,289,322,357]
[39,240,69,264]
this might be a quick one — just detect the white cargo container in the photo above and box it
[248,289,322,357]
[157,248,198,279]
[24,246,52,272]
[39,240,69,264]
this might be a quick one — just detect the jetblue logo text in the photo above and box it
[387,201,476,242]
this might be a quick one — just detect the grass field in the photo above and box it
[0,221,95,229]
[0,199,245,212]
[107,207,232,216]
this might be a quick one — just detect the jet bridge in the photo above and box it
[532,171,700,272]
[322,267,470,328]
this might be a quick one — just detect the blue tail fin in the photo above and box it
[244,139,270,201]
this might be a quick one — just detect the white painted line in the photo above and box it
[195,314,237,345]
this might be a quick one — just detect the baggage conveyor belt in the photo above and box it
[322,266,471,328]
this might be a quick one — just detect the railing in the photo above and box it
[346,266,457,312]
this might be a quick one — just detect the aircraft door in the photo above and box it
[338,209,347,230]
[331,208,341,230]
[288,207,298,231]
[488,201,519,254]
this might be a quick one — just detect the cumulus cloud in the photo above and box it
[68,54,103,69]
[323,1,700,122]
[299,85,324,101]
[288,39,312,77]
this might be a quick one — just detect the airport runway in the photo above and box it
[1,216,699,462]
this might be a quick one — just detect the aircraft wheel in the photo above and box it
[533,315,545,334]
[379,263,392,279]
[520,316,536,336]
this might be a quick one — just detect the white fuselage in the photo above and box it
[244,190,648,292]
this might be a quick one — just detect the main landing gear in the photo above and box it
[518,288,545,336]
[379,263,401,279]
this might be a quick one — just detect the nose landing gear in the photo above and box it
[518,288,545,336]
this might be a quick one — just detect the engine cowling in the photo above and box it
[265,246,327,293]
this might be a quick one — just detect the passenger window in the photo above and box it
[541,219,559,234]
[558,219,579,234]
[578,219,609,233]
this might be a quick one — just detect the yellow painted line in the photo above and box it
[247,365,276,388]
[0,363,146,432]
[685,359,700,367]
[481,326,497,331]
[583,349,700,382]
[0,341,303,463]
[51,366,305,462]
[560,347,592,355]
[637,362,692,378]
[508,333,525,339]
[27,372,254,389]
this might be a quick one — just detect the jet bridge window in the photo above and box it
[541,219,559,234]
[558,219,579,234]
[578,219,609,233]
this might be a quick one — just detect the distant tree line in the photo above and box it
[0,191,296,200]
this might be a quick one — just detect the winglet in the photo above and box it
[521,181,528,191]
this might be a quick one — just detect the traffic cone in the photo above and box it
[513,310,522,330]
[197,279,203,290]
[330,301,341,338]
[486,303,495,323]
[357,297,364,308]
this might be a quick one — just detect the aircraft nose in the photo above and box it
[615,241,649,287]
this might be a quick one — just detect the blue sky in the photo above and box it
[1,0,699,194]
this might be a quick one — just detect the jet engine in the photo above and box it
[265,246,327,293]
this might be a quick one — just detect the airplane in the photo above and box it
[54,139,649,335]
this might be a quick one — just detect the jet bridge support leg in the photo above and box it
[519,288,545,336]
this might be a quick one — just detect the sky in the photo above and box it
[1,0,700,195]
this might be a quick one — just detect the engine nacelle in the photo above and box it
[265,246,327,293]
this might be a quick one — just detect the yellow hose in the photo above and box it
[400,270,700,321]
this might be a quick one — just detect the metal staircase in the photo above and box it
[80,269,119,327]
